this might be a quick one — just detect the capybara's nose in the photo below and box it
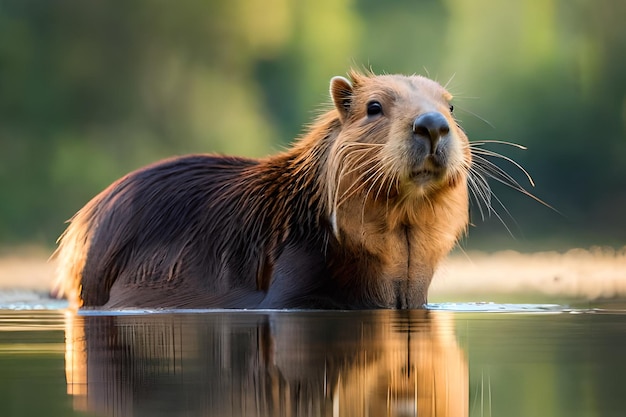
[412,112,450,153]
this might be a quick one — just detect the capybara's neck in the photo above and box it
[246,111,341,239]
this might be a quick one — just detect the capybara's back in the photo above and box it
[55,155,273,308]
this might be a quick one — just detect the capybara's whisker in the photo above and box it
[467,139,555,235]
[467,173,491,221]
[470,139,527,150]
[373,165,392,202]
[471,154,528,192]
[329,145,379,210]
[454,105,495,130]
[334,155,379,208]
[360,167,389,226]
[470,146,535,186]
[468,168,514,235]
[471,155,555,211]
[443,72,457,91]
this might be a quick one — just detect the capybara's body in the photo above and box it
[54,71,471,309]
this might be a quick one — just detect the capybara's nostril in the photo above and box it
[413,112,450,153]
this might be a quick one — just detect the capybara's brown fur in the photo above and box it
[54,70,471,309]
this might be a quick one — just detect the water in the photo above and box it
[1,301,626,417]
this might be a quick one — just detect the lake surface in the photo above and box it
[1,301,625,417]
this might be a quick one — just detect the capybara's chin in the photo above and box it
[53,70,471,310]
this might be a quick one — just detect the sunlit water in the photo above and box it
[1,293,625,417]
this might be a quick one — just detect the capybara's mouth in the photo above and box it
[409,168,444,184]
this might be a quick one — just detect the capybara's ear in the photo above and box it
[330,76,353,123]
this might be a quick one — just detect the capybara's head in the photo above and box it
[326,70,470,234]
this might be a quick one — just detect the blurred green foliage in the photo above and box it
[0,0,624,250]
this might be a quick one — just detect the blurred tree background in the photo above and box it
[0,0,624,251]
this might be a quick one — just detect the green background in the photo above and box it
[1,0,624,251]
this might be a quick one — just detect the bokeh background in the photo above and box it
[0,5,625,416]
[1,0,625,253]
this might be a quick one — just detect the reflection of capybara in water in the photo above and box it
[64,311,468,416]
[54,70,471,309]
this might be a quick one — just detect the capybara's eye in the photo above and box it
[366,101,383,116]
[449,104,454,113]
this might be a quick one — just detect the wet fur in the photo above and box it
[54,71,471,309]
